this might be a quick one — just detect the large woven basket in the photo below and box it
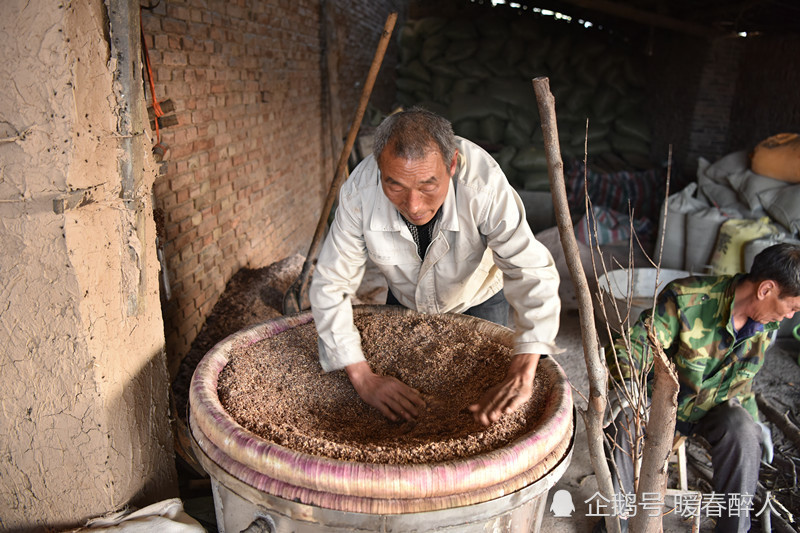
[189,305,573,514]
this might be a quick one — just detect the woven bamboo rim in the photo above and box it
[189,305,573,504]
[189,408,573,513]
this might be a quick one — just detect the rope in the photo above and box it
[140,8,165,151]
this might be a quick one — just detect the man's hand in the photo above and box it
[469,353,540,426]
[345,361,426,422]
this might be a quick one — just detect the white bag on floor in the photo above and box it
[684,206,742,274]
[655,183,708,270]
[74,498,205,532]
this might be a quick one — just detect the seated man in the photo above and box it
[309,107,562,426]
[603,243,800,533]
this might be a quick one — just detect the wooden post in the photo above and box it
[532,76,621,533]
[629,327,679,533]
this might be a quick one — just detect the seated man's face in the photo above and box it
[752,282,800,324]
[378,146,457,226]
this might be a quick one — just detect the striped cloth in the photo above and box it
[566,161,666,227]
[574,205,655,246]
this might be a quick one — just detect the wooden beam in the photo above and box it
[691,0,762,21]
[555,0,721,37]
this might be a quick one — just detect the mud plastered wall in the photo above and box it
[142,0,404,375]
[0,0,176,529]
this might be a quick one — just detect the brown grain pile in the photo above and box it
[218,312,551,465]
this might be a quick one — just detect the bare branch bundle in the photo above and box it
[533,73,687,532]
[686,446,797,533]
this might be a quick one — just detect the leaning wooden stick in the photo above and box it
[283,12,398,314]
[532,76,621,533]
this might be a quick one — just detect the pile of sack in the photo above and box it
[394,13,653,191]
[657,133,800,275]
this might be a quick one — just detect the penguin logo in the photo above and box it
[550,489,575,517]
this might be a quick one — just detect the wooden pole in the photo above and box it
[532,76,621,533]
[283,12,397,314]
[320,0,344,175]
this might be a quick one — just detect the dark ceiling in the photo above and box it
[495,0,800,37]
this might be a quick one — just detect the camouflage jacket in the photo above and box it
[607,274,779,425]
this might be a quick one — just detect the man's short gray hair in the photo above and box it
[748,243,800,297]
[372,106,457,165]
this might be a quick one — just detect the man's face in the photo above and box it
[378,146,457,226]
[752,281,800,324]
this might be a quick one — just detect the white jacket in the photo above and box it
[310,137,562,371]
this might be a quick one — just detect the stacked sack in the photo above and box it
[656,145,800,274]
[395,14,653,191]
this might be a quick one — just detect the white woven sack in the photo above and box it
[655,183,707,270]
[684,206,742,273]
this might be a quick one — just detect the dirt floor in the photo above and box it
[173,236,800,532]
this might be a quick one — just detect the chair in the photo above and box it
[665,434,702,530]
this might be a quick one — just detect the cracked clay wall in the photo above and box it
[0,1,177,530]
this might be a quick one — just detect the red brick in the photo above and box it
[191,109,213,124]
[141,14,162,33]
[174,257,201,283]
[174,186,190,203]
[168,143,194,160]
[196,213,217,237]
[173,229,196,252]
[169,201,194,224]
[194,190,215,211]
[193,137,215,152]
[161,17,188,34]
[188,52,209,66]
[149,0,400,371]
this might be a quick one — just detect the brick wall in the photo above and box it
[141,0,405,375]
[645,32,708,184]
[685,37,743,171]
[331,2,405,124]
[647,32,799,181]
[730,34,800,151]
